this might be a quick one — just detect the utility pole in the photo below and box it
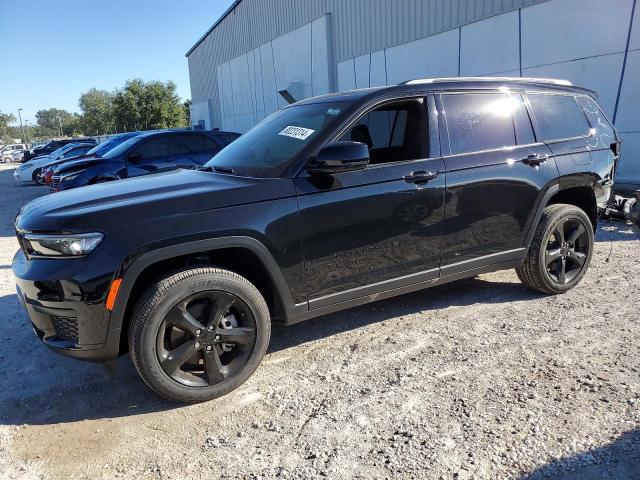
[58,115,63,137]
[24,120,30,144]
[17,108,25,143]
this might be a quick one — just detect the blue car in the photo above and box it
[51,130,240,192]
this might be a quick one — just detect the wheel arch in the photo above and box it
[110,236,299,355]
[524,179,598,247]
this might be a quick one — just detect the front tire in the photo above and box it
[128,267,271,403]
[517,204,594,294]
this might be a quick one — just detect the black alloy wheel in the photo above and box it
[129,267,270,403]
[517,204,594,294]
[543,217,589,285]
[157,290,256,387]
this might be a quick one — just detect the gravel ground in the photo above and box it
[0,163,638,480]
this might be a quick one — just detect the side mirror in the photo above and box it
[307,141,370,175]
[127,152,142,163]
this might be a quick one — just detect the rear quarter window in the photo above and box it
[527,93,591,141]
[576,96,616,145]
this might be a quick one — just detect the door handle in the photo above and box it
[522,153,549,166]
[404,170,439,184]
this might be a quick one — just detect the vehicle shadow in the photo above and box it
[519,429,640,479]
[0,275,543,427]
[269,276,543,354]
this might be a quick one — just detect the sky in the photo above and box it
[0,0,236,125]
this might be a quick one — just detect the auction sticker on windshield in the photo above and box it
[279,126,315,140]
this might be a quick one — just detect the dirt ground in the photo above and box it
[0,163,638,480]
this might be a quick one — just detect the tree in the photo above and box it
[35,108,78,136]
[183,99,191,126]
[113,79,187,131]
[79,88,115,135]
[0,111,16,139]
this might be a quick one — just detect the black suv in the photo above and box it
[13,78,619,403]
[22,138,97,162]
[50,130,240,191]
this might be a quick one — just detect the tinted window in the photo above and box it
[338,99,426,164]
[443,93,516,154]
[203,136,222,151]
[204,102,351,177]
[175,134,205,154]
[528,94,590,141]
[134,136,173,158]
[512,95,536,145]
[576,96,615,144]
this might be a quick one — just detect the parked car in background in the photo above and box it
[11,150,27,163]
[21,138,96,163]
[41,132,143,186]
[12,78,618,403]
[14,143,95,183]
[1,144,28,162]
[51,130,239,191]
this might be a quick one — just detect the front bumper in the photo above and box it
[13,168,32,182]
[12,248,123,362]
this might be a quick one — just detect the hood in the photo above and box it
[16,169,295,233]
[46,154,99,171]
[54,155,104,172]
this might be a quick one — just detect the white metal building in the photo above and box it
[187,0,639,191]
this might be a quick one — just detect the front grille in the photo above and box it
[51,316,78,342]
[51,175,61,192]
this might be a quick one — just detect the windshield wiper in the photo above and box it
[213,166,234,174]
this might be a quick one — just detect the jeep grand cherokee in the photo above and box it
[13,77,619,403]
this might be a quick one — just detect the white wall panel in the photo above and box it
[311,15,332,96]
[354,53,371,88]
[272,22,313,108]
[630,0,640,51]
[614,50,640,132]
[460,11,519,76]
[217,62,236,131]
[385,29,459,85]
[369,50,387,86]
[337,59,356,91]
[521,0,634,68]
[258,43,279,115]
[522,53,625,117]
[229,54,255,130]
[480,69,520,77]
[616,132,640,184]
[190,100,212,129]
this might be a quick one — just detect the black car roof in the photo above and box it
[294,77,597,106]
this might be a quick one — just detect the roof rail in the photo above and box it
[401,77,573,86]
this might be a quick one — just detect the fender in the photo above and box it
[522,174,599,247]
[108,236,301,334]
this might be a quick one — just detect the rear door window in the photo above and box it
[174,134,205,154]
[442,93,516,154]
[134,136,173,158]
[527,94,591,141]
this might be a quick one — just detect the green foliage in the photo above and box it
[0,111,17,137]
[35,108,81,136]
[112,79,187,131]
[79,88,115,136]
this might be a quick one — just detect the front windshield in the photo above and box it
[87,133,139,157]
[47,143,75,159]
[204,101,352,177]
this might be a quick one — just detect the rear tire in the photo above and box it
[128,267,271,403]
[517,204,593,294]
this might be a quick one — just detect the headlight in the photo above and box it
[23,233,104,257]
[60,170,86,182]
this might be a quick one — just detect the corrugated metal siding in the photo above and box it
[187,0,549,124]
